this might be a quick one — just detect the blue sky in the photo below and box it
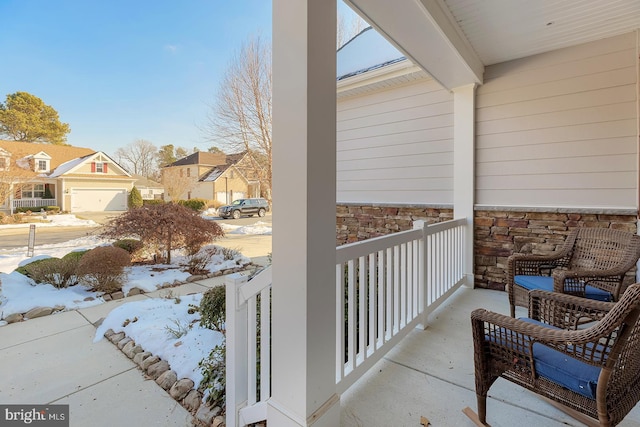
[0,0,274,156]
[0,1,361,158]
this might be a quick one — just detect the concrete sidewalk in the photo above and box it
[0,256,270,427]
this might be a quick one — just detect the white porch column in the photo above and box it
[453,84,476,287]
[270,1,339,427]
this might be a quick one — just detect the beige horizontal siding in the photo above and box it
[476,31,638,209]
[337,78,454,204]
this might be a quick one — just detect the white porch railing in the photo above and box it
[225,218,468,426]
[13,198,57,209]
[335,218,467,392]
[226,267,272,427]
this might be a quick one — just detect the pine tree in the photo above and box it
[128,186,143,208]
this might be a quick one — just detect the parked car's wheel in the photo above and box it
[258,208,266,217]
[232,210,241,219]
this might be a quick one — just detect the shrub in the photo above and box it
[101,203,225,264]
[21,257,80,288]
[128,186,143,209]
[77,246,131,293]
[113,239,144,255]
[187,247,218,275]
[15,206,60,214]
[43,186,54,199]
[178,198,207,212]
[62,250,88,262]
[207,200,224,209]
[199,343,225,408]
[15,257,53,276]
[142,199,165,206]
[220,247,240,261]
[199,286,226,334]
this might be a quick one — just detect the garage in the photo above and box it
[70,188,127,212]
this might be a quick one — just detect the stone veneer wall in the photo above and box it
[475,208,638,290]
[336,203,453,245]
[336,204,638,292]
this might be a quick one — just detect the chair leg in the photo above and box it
[477,394,487,424]
[462,395,491,427]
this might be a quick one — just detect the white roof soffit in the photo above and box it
[345,0,484,90]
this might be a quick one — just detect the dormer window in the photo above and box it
[38,160,48,171]
[90,162,108,173]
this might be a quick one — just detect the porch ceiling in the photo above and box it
[346,0,640,90]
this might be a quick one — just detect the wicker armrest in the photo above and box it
[507,252,570,277]
[471,308,614,366]
[528,289,615,328]
[553,268,627,297]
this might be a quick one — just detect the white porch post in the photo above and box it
[453,84,476,287]
[270,1,339,426]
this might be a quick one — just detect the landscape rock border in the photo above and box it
[104,327,226,427]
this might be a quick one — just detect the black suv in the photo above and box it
[218,198,270,219]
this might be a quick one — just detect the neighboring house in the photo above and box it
[161,151,261,203]
[0,140,135,213]
[132,175,164,200]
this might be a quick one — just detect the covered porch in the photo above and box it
[226,1,640,426]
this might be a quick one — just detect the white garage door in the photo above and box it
[71,189,127,212]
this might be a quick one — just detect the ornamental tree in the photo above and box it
[101,203,224,264]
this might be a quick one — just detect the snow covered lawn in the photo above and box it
[0,215,269,321]
[94,294,224,389]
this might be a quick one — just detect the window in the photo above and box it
[180,169,183,177]
[21,184,45,198]
[38,160,47,171]
[186,168,191,177]
[91,162,108,173]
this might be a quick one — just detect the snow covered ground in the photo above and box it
[94,294,224,389]
[0,212,269,403]
[0,215,269,317]
[0,213,97,229]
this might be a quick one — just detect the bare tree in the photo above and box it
[337,7,368,48]
[204,35,272,202]
[0,156,37,213]
[161,167,196,201]
[114,139,158,178]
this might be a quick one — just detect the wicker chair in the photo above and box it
[507,228,640,317]
[469,284,640,427]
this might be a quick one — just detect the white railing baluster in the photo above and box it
[358,256,366,366]
[247,295,257,405]
[386,247,393,341]
[336,263,345,384]
[259,288,270,403]
[377,250,385,350]
[368,252,376,357]
[400,243,406,328]
[347,259,356,374]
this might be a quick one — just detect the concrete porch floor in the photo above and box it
[340,286,640,427]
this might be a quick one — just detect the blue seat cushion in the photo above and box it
[514,275,612,302]
[518,318,601,399]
